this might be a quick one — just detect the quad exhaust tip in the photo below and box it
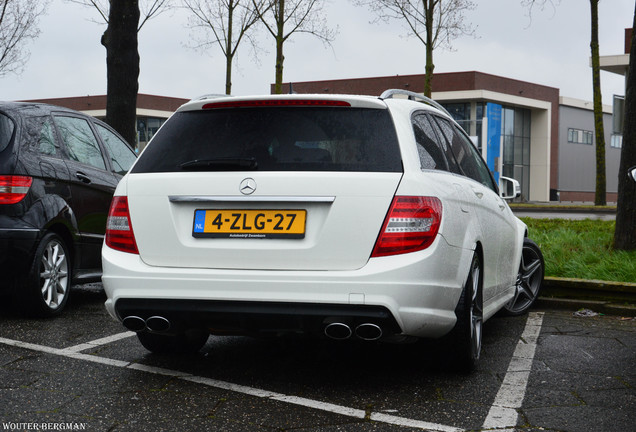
[324,322,383,341]
[122,315,146,332]
[324,322,353,340]
[355,323,383,341]
[122,315,171,333]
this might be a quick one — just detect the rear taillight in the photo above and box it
[371,196,442,257]
[0,175,32,204]
[105,196,139,254]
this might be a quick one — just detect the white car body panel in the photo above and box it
[103,229,472,338]
[126,171,401,271]
[102,93,529,342]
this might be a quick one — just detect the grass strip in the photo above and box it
[521,218,636,284]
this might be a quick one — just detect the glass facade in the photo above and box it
[501,107,531,200]
[137,117,167,151]
[443,101,531,201]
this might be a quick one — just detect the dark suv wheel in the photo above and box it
[21,232,71,317]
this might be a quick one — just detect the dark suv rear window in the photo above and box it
[0,113,15,153]
[131,107,402,173]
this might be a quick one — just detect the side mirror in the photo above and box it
[499,176,521,200]
[628,166,636,183]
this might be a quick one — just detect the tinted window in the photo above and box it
[55,116,106,170]
[39,118,57,156]
[434,116,497,191]
[96,124,136,175]
[412,113,461,173]
[132,107,402,173]
[0,113,15,152]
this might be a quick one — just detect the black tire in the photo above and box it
[137,329,209,354]
[21,232,71,317]
[447,254,483,373]
[502,238,544,316]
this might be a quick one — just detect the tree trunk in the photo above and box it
[274,0,285,94]
[101,0,140,148]
[225,0,234,95]
[614,5,636,250]
[424,0,434,98]
[590,0,606,206]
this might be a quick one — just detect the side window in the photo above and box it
[435,116,497,192]
[39,118,57,156]
[55,116,106,170]
[96,124,137,175]
[412,113,448,171]
[0,113,15,152]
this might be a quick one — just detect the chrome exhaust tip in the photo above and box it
[355,323,383,341]
[324,322,352,340]
[145,316,171,332]
[122,316,146,332]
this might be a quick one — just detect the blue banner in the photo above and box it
[486,103,502,183]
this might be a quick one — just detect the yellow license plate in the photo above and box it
[193,209,306,239]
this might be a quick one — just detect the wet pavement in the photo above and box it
[0,284,634,432]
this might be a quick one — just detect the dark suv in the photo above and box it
[0,102,136,316]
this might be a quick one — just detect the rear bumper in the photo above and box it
[102,236,473,339]
[0,227,40,291]
[115,298,402,339]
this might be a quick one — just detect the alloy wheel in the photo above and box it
[39,238,69,311]
[469,260,483,361]
[504,238,544,316]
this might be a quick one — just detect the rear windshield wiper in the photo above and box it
[178,158,258,171]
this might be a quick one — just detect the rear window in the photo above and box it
[131,107,402,173]
[0,112,16,153]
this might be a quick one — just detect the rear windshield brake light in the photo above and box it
[0,175,32,204]
[202,99,351,109]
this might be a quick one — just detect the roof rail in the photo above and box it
[379,89,451,117]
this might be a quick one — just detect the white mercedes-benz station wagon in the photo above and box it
[102,90,544,370]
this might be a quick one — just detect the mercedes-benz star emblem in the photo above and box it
[239,178,257,195]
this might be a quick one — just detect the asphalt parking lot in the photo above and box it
[1,283,634,432]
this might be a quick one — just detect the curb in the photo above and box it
[537,277,636,317]
[509,205,616,214]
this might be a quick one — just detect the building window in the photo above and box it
[443,103,471,133]
[568,128,593,145]
[611,134,623,148]
[501,107,531,201]
[137,116,167,150]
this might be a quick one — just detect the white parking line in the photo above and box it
[0,335,463,431]
[0,313,544,432]
[60,331,135,353]
[482,311,544,431]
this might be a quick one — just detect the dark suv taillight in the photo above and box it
[0,175,32,204]
[106,196,139,254]
[371,196,442,257]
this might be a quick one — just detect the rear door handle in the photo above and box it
[75,172,92,184]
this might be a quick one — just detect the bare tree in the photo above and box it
[253,0,336,94]
[524,0,607,205]
[183,0,265,95]
[100,0,140,146]
[525,0,634,247]
[355,0,476,98]
[69,0,171,147]
[614,7,636,250]
[0,0,49,77]
[589,0,606,205]
[67,0,170,30]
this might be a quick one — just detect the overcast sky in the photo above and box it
[1,0,633,106]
